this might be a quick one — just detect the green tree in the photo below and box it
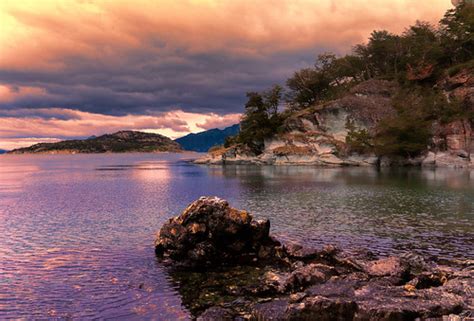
[374,115,432,157]
[331,55,366,83]
[439,2,474,64]
[286,53,354,109]
[364,30,402,79]
[238,85,283,153]
[374,89,443,157]
[345,120,374,154]
[401,22,443,82]
[286,67,326,109]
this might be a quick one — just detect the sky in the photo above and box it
[0,0,454,150]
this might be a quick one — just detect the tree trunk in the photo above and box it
[462,119,471,162]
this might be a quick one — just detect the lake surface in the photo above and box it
[0,153,473,319]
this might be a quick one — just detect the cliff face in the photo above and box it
[427,67,474,167]
[8,131,182,154]
[197,69,473,168]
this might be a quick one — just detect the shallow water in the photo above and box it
[0,153,473,319]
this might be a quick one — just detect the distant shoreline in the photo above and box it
[2,150,202,156]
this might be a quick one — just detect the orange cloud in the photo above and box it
[0,0,453,70]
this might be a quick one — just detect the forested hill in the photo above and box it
[8,131,182,154]
[199,3,474,167]
[175,124,239,152]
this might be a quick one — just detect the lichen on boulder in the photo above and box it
[154,196,277,268]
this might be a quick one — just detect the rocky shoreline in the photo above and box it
[195,70,474,169]
[155,197,473,320]
[194,149,474,169]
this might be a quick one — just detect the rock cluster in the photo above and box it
[155,197,277,268]
[155,197,473,320]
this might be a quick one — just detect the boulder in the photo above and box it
[252,296,358,321]
[283,242,339,261]
[155,196,276,267]
[354,282,465,320]
[263,263,335,293]
[363,257,407,278]
[196,307,234,321]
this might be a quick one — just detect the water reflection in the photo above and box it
[207,165,474,259]
[0,154,472,319]
[209,165,474,190]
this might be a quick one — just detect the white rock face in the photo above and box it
[422,152,437,167]
[319,109,350,142]
[263,139,287,151]
[300,119,318,131]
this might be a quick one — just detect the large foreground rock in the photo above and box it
[155,197,473,320]
[155,196,277,268]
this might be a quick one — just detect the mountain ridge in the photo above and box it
[175,124,239,152]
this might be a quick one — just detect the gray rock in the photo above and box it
[197,307,234,321]
[252,296,358,321]
[155,196,277,267]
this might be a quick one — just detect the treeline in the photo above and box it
[226,3,473,157]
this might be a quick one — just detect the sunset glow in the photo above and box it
[0,0,453,149]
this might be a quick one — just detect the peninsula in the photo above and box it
[197,4,474,168]
[8,131,182,154]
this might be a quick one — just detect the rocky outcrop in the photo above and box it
[196,80,396,167]
[430,67,474,166]
[154,197,277,268]
[194,145,258,165]
[439,67,474,109]
[156,197,473,320]
[196,71,474,168]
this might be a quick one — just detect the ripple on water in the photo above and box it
[0,154,473,319]
[0,246,190,320]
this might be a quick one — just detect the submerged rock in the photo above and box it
[155,197,473,320]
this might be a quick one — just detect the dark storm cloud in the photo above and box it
[0,48,317,116]
[0,0,450,118]
[0,108,82,120]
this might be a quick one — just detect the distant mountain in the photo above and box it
[8,131,182,154]
[175,124,239,152]
[0,149,7,154]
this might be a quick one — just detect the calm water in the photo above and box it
[0,153,473,319]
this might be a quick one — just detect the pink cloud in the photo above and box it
[196,113,241,130]
[0,85,49,102]
[0,108,242,150]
